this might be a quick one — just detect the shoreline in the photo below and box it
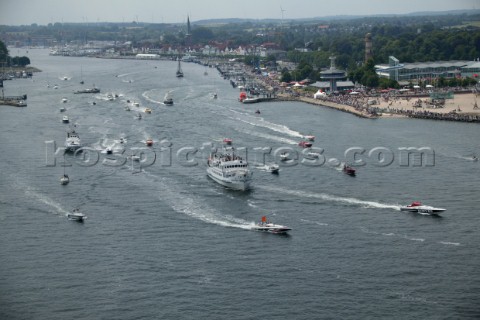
[273,92,480,122]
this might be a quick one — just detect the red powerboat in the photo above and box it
[298,141,313,148]
[343,164,356,176]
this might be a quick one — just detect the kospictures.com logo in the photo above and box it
[45,140,435,169]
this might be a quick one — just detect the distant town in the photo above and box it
[1,10,480,88]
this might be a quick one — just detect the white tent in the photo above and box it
[314,90,327,99]
[426,84,434,88]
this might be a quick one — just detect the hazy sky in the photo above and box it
[0,0,477,25]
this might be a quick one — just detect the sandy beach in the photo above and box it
[285,91,480,120]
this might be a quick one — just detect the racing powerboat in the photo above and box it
[252,216,291,234]
[400,202,446,215]
[67,209,86,222]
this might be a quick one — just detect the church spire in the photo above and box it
[187,15,191,36]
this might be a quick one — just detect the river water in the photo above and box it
[0,49,479,319]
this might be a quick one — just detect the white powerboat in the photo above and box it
[105,147,113,154]
[256,163,280,174]
[400,202,446,215]
[207,140,252,191]
[60,174,69,185]
[252,217,291,234]
[64,129,82,152]
[62,115,69,123]
[67,209,86,222]
[164,91,174,105]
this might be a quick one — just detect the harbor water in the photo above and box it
[1,49,479,319]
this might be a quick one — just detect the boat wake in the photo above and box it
[229,109,304,138]
[234,127,297,145]
[140,171,253,230]
[142,89,164,104]
[257,185,400,210]
[24,187,69,216]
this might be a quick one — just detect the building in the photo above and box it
[375,56,478,82]
[320,56,347,92]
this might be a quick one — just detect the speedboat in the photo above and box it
[145,108,152,114]
[59,107,66,112]
[306,152,321,159]
[304,135,315,141]
[105,147,113,154]
[298,141,312,148]
[128,155,140,162]
[60,174,69,185]
[64,129,82,152]
[67,209,86,222]
[62,98,68,103]
[125,106,131,111]
[119,138,125,144]
[280,152,289,161]
[213,92,218,99]
[136,113,142,120]
[400,202,446,215]
[146,138,153,146]
[252,216,291,234]
[133,102,140,107]
[164,92,174,105]
[62,115,69,123]
[266,163,279,174]
[343,164,356,176]
[207,141,252,191]
[255,109,261,114]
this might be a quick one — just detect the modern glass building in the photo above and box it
[375,56,478,82]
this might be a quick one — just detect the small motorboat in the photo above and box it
[146,138,153,146]
[343,164,356,176]
[252,216,291,234]
[129,155,140,162]
[119,138,125,144]
[105,147,113,154]
[125,106,131,111]
[280,152,289,161]
[306,152,321,159]
[136,113,142,120]
[223,138,232,145]
[62,115,69,123]
[67,209,86,222]
[304,135,315,141]
[255,109,261,114]
[213,93,218,99]
[59,107,66,112]
[60,174,69,185]
[266,163,279,174]
[298,141,313,148]
[62,98,68,103]
[133,102,140,107]
[145,108,152,114]
[472,156,478,162]
[400,202,446,215]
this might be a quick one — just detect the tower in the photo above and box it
[365,33,373,63]
[186,15,191,36]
